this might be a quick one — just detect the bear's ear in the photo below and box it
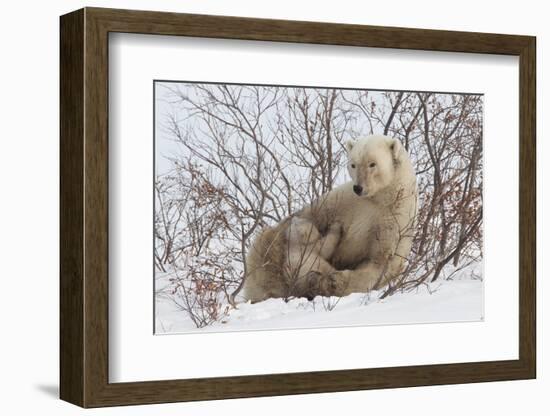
[389,138,404,163]
[345,140,356,153]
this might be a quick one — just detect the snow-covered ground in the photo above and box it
[155,270,483,334]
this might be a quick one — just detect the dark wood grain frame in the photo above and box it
[60,7,536,408]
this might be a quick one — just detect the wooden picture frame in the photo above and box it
[60,7,536,408]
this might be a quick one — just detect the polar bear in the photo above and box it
[241,217,342,303]
[284,217,342,288]
[299,134,418,296]
[241,134,417,302]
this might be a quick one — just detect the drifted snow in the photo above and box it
[155,275,483,334]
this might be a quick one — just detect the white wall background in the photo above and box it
[0,0,545,414]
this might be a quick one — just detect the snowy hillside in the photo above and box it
[155,272,483,334]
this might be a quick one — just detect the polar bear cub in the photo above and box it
[240,216,341,303]
[284,217,342,281]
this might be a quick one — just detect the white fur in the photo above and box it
[284,217,342,281]
[242,135,418,301]
[299,135,418,295]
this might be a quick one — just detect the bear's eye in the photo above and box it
[351,163,356,169]
[369,162,376,168]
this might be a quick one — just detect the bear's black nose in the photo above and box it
[353,185,363,195]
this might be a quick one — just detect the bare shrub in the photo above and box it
[155,84,483,324]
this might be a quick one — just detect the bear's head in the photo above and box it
[345,135,407,198]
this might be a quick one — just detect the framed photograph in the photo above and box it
[60,7,536,408]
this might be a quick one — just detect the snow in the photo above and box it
[153,83,484,336]
[155,274,483,334]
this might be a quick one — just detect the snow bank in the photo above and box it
[155,276,483,334]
